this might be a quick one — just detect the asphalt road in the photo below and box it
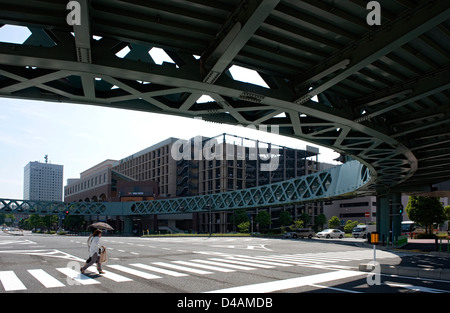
[1,231,449,297]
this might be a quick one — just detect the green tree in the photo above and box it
[5,214,15,226]
[42,215,58,232]
[406,196,445,234]
[63,215,86,230]
[279,211,293,227]
[299,213,311,227]
[255,210,271,232]
[293,219,304,229]
[344,220,358,233]
[444,205,450,222]
[230,209,249,228]
[18,217,31,230]
[328,216,341,229]
[28,214,43,231]
[237,221,250,233]
[314,213,327,231]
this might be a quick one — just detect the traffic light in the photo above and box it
[398,205,403,214]
[65,210,69,215]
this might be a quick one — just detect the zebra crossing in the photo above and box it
[0,249,407,292]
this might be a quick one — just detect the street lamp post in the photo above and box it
[206,203,212,237]
[209,205,212,237]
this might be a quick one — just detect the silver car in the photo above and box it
[317,229,345,239]
[283,228,315,239]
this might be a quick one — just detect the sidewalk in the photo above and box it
[401,238,450,255]
[360,239,450,280]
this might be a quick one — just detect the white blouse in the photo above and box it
[88,236,102,257]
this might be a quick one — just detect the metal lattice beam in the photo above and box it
[0,160,370,215]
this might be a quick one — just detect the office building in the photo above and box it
[112,133,325,233]
[64,134,330,233]
[24,160,63,201]
[64,159,159,232]
[113,137,179,197]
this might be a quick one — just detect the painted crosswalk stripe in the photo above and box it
[0,271,27,291]
[28,269,65,288]
[251,255,322,266]
[207,270,366,293]
[283,255,341,262]
[192,259,257,271]
[85,266,133,282]
[247,255,302,262]
[259,255,337,263]
[107,265,161,280]
[152,262,212,275]
[213,258,274,269]
[250,256,307,265]
[228,256,293,267]
[56,268,100,285]
[173,260,235,273]
[130,263,189,277]
[268,256,335,265]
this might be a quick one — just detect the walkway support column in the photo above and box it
[123,216,133,236]
[376,193,402,246]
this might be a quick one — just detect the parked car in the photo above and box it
[283,231,297,238]
[283,228,315,239]
[317,229,345,239]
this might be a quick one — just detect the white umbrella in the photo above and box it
[88,222,114,231]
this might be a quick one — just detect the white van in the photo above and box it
[352,224,376,239]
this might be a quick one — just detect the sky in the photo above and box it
[0,25,340,200]
[0,98,340,200]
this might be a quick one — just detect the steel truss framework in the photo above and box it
[1,161,369,215]
[0,1,449,215]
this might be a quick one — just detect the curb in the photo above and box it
[359,263,450,280]
[2,230,24,236]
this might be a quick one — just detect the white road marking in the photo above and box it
[173,260,235,273]
[309,283,363,293]
[85,266,133,282]
[206,270,366,293]
[107,265,161,280]
[384,281,449,293]
[211,257,274,269]
[131,263,189,277]
[0,271,27,291]
[152,262,212,275]
[28,269,65,288]
[56,267,100,285]
[191,259,257,271]
[227,255,293,267]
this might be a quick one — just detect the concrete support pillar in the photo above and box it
[192,212,199,233]
[153,214,158,232]
[376,192,402,245]
[391,193,403,245]
[377,196,389,244]
[123,216,133,235]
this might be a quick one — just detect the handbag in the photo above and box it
[99,248,108,263]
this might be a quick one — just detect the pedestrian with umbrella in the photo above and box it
[87,222,113,255]
[80,228,106,274]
